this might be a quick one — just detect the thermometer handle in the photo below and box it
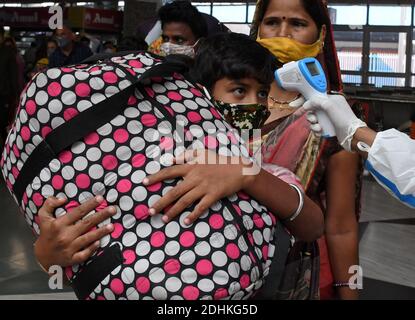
[315,110,336,138]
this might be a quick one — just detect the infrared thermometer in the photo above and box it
[275,57,336,137]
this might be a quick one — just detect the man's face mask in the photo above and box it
[55,36,71,49]
[160,41,197,58]
[213,100,270,131]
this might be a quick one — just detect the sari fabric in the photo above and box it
[262,111,344,300]
[251,0,362,300]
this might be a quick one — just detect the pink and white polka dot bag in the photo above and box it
[1,52,277,300]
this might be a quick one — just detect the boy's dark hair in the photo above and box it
[190,32,279,91]
[158,1,208,40]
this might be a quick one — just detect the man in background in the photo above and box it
[49,24,92,68]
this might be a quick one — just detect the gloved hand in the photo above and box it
[289,96,322,137]
[303,94,367,151]
[305,112,323,137]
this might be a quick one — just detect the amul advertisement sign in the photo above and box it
[0,7,54,29]
[68,7,123,32]
[0,6,123,32]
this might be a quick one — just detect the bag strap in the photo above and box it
[13,58,188,203]
[81,50,147,64]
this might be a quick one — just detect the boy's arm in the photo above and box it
[144,149,324,242]
[242,167,324,242]
[261,162,303,191]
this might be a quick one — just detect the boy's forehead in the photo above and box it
[227,77,270,88]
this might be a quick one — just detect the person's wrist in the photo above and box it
[339,118,367,152]
[239,158,259,191]
[34,239,53,273]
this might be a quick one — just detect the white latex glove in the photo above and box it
[289,95,306,108]
[303,94,367,151]
[306,112,322,137]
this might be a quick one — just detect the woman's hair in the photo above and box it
[158,1,208,40]
[190,32,279,91]
[300,0,330,32]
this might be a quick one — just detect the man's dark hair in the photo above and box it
[118,36,148,52]
[103,41,114,47]
[80,36,90,44]
[190,32,279,91]
[158,1,208,40]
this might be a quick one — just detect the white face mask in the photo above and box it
[159,41,197,58]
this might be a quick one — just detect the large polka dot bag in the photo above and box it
[1,52,277,300]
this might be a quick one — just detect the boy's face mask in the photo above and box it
[257,30,324,63]
[160,41,197,58]
[213,100,270,131]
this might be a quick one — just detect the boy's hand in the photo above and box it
[34,196,116,271]
[143,149,253,225]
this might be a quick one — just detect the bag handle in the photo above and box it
[13,57,188,202]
